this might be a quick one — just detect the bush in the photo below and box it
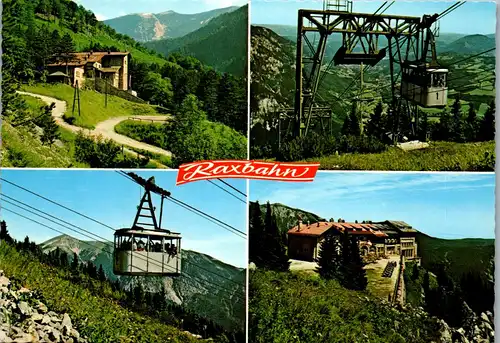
[74,131,149,168]
[277,133,387,161]
[170,121,247,166]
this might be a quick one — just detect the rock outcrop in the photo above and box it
[0,270,87,343]
[430,302,494,343]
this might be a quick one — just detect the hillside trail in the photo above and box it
[17,91,173,165]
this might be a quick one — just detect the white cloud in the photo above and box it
[257,173,492,206]
[95,13,107,21]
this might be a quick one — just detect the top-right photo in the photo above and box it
[250,0,496,171]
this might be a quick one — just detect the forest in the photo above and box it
[253,98,495,171]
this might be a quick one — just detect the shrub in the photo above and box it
[74,131,149,168]
[277,134,387,161]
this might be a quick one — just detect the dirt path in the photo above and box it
[17,91,173,159]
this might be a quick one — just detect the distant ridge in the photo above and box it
[104,6,239,42]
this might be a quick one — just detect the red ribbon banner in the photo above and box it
[176,160,320,185]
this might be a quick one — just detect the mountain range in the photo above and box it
[145,5,248,77]
[40,234,245,332]
[258,24,496,57]
[104,7,239,42]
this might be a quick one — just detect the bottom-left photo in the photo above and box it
[0,170,247,343]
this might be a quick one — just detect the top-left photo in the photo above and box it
[2,0,249,169]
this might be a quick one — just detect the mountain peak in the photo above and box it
[157,10,175,15]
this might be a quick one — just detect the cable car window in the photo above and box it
[148,236,164,252]
[118,235,132,251]
[164,238,179,257]
[132,234,148,251]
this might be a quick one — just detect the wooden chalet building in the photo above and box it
[46,51,130,90]
[287,219,420,263]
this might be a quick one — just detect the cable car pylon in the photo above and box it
[293,0,454,142]
[113,173,182,277]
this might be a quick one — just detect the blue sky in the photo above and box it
[251,0,496,35]
[73,0,248,20]
[250,172,495,239]
[0,170,247,268]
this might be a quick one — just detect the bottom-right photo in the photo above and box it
[248,172,495,343]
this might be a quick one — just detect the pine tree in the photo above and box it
[262,202,289,272]
[197,69,220,120]
[50,29,62,55]
[419,111,429,142]
[466,103,478,141]
[0,221,13,244]
[39,103,59,146]
[59,33,76,75]
[434,110,453,141]
[341,114,353,136]
[249,201,265,266]
[71,252,79,272]
[316,234,341,280]
[479,100,495,141]
[349,104,361,137]
[451,96,465,142]
[98,264,106,282]
[412,263,420,281]
[133,283,145,308]
[345,236,367,290]
[22,236,31,251]
[366,101,384,139]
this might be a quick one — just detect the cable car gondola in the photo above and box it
[401,62,448,108]
[113,174,182,276]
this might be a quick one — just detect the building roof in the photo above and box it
[46,51,130,67]
[382,220,419,233]
[288,221,388,238]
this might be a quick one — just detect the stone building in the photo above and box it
[46,51,130,90]
[287,219,420,263]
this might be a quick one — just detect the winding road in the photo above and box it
[17,91,173,158]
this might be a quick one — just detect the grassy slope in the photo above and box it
[250,269,441,343]
[0,244,198,343]
[1,95,87,168]
[307,141,494,171]
[21,83,160,129]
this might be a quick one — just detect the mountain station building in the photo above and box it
[46,51,130,90]
[287,219,420,263]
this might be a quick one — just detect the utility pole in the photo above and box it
[72,80,81,116]
[105,80,108,108]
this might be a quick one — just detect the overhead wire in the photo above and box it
[116,171,247,238]
[1,178,246,296]
[2,199,245,300]
[206,180,246,204]
[217,179,247,198]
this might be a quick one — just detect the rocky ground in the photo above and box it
[397,302,495,343]
[0,270,87,343]
[434,302,495,343]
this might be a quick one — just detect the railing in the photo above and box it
[92,78,146,104]
[391,254,406,305]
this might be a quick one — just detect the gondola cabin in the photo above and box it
[401,63,448,107]
[113,227,182,276]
